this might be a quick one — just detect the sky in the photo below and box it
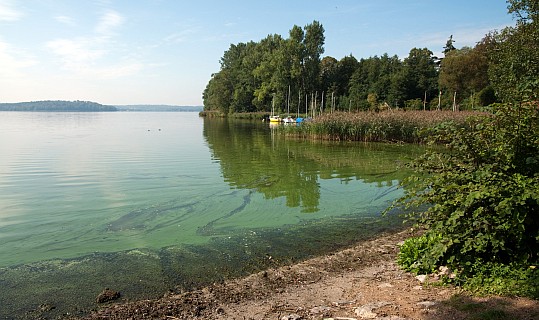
[0,0,515,106]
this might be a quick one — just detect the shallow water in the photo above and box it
[0,112,422,319]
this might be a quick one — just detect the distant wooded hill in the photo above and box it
[0,100,117,112]
[0,101,203,112]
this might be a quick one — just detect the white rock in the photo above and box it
[438,266,451,276]
[310,306,331,314]
[281,314,302,320]
[354,302,391,319]
[355,308,378,319]
[415,274,428,283]
[417,301,437,308]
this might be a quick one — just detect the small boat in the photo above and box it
[269,115,281,122]
[282,116,295,124]
[269,94,281,123]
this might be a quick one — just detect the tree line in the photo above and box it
[203,7,536,115]
[0,100,117,112]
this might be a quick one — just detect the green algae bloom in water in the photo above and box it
[0,112,423,318]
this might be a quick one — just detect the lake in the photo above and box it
[0,112,422,319]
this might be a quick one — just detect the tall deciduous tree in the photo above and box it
[303,21,325,94]
[402,48,439,108]
[489,0,539,102]
[439,45,490,109]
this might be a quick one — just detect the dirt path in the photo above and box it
[79,230,538,320]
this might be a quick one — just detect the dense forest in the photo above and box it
[203,2,537,114]
[0,100,117,112]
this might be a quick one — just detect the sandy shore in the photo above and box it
[77,229,538,320]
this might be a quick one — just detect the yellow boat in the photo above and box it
[269,115,281,122]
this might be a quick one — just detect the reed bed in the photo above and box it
[284,110,484,143]
[199,111,269,119]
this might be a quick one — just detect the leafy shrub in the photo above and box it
[463,262,539,299]
[390,101,539,297]
[398,233,443,274]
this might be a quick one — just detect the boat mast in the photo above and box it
[287,85,291,116]
[272,93,275,116]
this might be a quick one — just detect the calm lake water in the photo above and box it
[0,112,422,319]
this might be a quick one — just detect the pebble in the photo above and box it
[310,306,332,314]
[281,314,302,320]
[416,301,437,308]
[355,301,391,319]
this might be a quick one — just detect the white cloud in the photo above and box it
[95,10,125,35]
[163,30,193,44]
[89,61,144,78]
[0,0,23,21]
[47,38,106,64]
[0,39,37,78]
[45,9,143,79]
[46,37,144,78]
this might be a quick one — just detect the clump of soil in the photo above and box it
[77,229,538,320]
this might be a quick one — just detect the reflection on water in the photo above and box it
[0,113,423,319]
[203,117,421,213]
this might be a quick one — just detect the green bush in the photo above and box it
[390,101,539,297]
[463,262,539,299]
[397,233,443,274]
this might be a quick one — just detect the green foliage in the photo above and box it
[203,1,538,115]
[462,262,539,298]
[388,2,539,297]
[477,85,498,107]
[443,35,456,54]
[348,49,438,110]
[390,101,539,298]
[489,1,539,103]
[404,98,423,110]
[397,233,443,274]
[203,21,325,115]
[438,46,490,107]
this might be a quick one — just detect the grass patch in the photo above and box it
[469,309,508,320]
[446,295,509,320]
[462,262,539,299]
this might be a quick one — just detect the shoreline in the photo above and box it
[74,229,538,320]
